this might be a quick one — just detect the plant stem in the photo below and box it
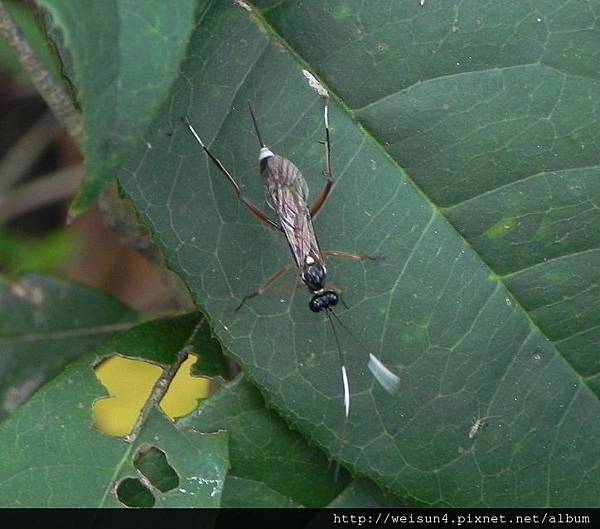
[127,317,204,441]
[0,164,83,223]
[0,111,60,192]
[0,1,83,145]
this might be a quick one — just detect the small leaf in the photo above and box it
[0,274,137,420]
[37,0,199,214]
[105,408,227,508]
[181,376,351,508]
[0,315,228,507]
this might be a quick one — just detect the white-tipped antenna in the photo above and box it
[326,310,351,418]
[326,309,351,483]
[341,365,350,418]
[329,309,400,394]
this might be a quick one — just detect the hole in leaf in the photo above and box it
[134,445,179,492]
[94,355,207,436]
[94,356,161,437]
[160,354,208,419]
[116,477,155,508]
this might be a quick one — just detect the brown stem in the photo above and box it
[0,1,83,145]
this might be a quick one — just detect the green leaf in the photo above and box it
[181,376,349,507]
[105,408,227,508]
[328,479,403,508]
[0,314,228,507]
[94,312,198,365]
[118,0,600,506]
[0,274,137,420]
[183,376,401,507]
[37,0,199,215]
[189,318,231,379]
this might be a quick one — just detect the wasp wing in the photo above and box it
[261,155,323,270]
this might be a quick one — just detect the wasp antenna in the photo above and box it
[341,365,350,418]
[247,102,266,148]
[326,310,351,418]
[329,309,400,394]
[326,309,351,483]
[248,103,274,161]
[182,116,206,148]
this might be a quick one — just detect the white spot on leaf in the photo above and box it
[11,281,45,305]
[233,0,252,12]
[302,70,328,97]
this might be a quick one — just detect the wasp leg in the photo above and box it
[323,250,384,262]
[310,178,334,218]
[328,286,349,309]
[183,117,281,232]
[235,262,295,312]
[310,97,335,219]
[324,252,383,309]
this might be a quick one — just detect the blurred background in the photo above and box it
[0,0,206,436]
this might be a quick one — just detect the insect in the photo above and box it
[468,414,501,439]
[183,94,400,428]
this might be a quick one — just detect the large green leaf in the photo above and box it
[328,479,402,508]
[181,376,347,507]
[37,0,198,214]
[0,313,229,507]
[0,274,137,421]
[182,375,400,508]
[117,0,600,506]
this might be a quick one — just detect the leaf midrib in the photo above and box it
[0,321,136,343]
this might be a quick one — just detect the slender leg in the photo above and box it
[310,97,335,219]
[235,262,295,311]
[310,178,334,218]
[324,251,383,309]
[328,286,349,309]
[324,250,384,262]
[183,117,281,231]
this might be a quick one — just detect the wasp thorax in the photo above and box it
[309,291,339,313]
[303,261,326,292]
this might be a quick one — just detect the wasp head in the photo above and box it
[309,290,339,312]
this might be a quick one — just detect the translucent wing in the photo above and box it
[261,155,322,270]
